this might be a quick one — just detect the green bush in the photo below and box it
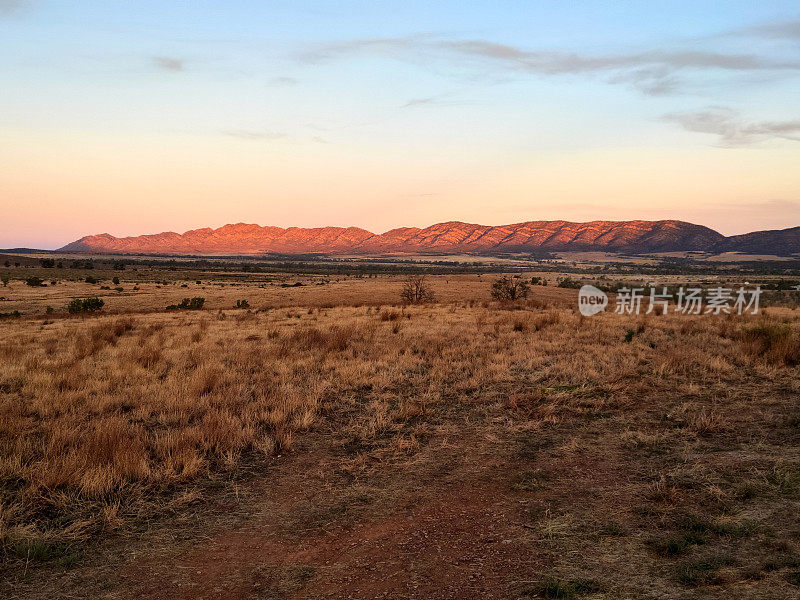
[166,297,205,310]
[557,277,582,289]
[85,276,98,284]
[25,276,44,287]
[67,297,104,314]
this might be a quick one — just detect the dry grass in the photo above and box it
[1,280,800,597]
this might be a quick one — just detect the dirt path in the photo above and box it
[111,432,538,600]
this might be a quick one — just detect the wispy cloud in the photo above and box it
[401,96,438,108]
[269,76,298,86]
[0,0,27,16]
[152,56,185,72]
[663,106,800,147]
[733,19,800,40]
[299,34,800,96]
[222,129,286,141]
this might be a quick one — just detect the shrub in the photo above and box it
[112,277,120,285]
[67,297,104,314]
[0,310,21,319]
[1,274,9,287]
[167,297,205,310]
[236,299,250,308]
[400,275,435,304]
[85,276,98,284]
[25,276,44,287]
[490,276,529,301]
[557,277,582,289]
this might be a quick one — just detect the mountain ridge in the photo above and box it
[58,220,799,256]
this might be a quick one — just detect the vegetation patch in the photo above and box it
[166,297,206,310]
[67,297,104,313]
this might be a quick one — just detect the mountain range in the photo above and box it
[58,220,799,256]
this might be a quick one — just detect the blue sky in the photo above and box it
[1,1,799,247]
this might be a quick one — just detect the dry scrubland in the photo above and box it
[0,277,799,599]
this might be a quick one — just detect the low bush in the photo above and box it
[166,297,205,310]
[67,297,104,314]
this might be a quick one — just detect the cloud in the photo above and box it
[401,97,438,108]
[152,56,185,72]
[734,20,800,40]
[0,0,27,15]
[222,129,286,141]
[299,35,800,96]
[269,76,298,86]
[663,107,800,147]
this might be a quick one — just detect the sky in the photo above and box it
[1,1,800,248]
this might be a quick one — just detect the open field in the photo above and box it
[1,265,800,599]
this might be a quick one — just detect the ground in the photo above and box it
[1,267,799,599]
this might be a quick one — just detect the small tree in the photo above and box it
[400,274,435,304]
[25,276,44,287]
[1,274,9,287]
[112,276,120,285]
[490,276,529,301]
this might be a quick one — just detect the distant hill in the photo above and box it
[59,219,741,255]
[711,226,800,256]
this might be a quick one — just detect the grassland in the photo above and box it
[1,263,799,599]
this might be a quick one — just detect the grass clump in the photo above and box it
[524,576,603,599]
[676,555,735,586]
[740,321,800,365]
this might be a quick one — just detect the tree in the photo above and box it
[25,276,44,287]
[400,274,435,304]
[1,274,9,287]
[490,276,529,301]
